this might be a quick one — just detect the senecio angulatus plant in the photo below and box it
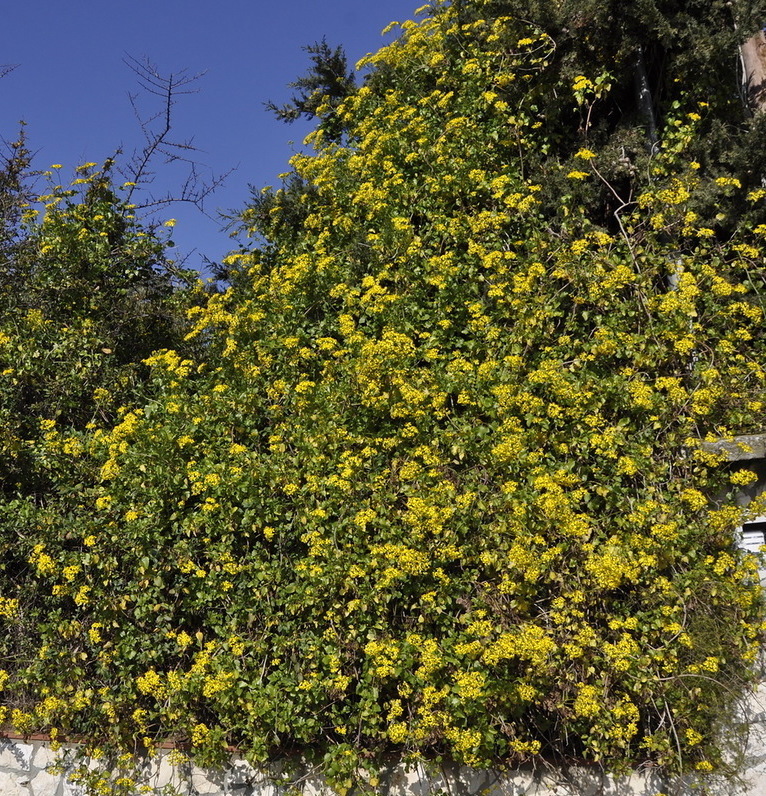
[4,0,766,793]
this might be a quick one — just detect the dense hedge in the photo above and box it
[3,1,766,792]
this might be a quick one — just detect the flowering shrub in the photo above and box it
[3,1,766,792]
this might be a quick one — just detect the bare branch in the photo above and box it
[0,64,19,80]
[122,54,204,98]
[128,168,232,221]
[119,54,229,214]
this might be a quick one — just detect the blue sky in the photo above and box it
[0,1,420,273]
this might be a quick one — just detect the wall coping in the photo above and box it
[701,433,766,462]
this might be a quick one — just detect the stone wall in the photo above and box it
[0,740,670,796]
[3,683,766,796]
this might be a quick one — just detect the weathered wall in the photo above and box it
[740,30,766,111]
[3,683,766,796]
[0,741,670,796]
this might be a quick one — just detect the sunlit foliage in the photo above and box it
[2,1,766,792]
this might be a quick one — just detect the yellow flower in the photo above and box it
[191,723,209,746]
[388,722,408,743]
[88,624,103,644]
[730,469,758,486]
[454,671,486,699]
[74,585,91,605]
[0,598,19,619]
[136,669,165,697]
[573,683,601,718]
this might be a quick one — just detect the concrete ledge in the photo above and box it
[0,738,750,796]
[701,433,766,462]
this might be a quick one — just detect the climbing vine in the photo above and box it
[2,2,766,793]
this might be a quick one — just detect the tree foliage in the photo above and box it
[0,161,195,495]
[2,1,766,792]
[0,160,197,745]
[265,38,356,142]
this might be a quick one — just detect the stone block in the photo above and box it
[224,758,262,793]
[61,774,86,796]
[0,739,33,772]
[0,769,30,796]
[191,766,225,795]
[28,767,61,796]
[30,744,57,772]
[145,755,189,792]
[701,433,766,462]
